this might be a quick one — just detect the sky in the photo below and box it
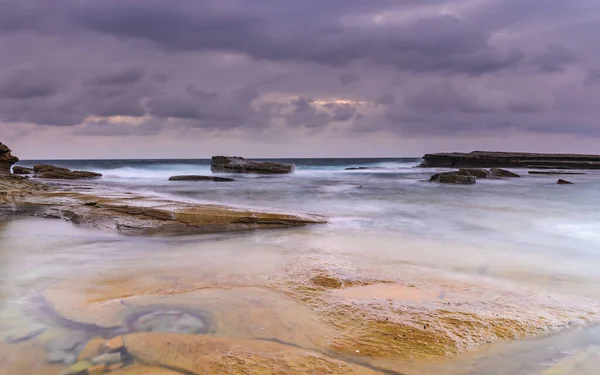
[1,0,600,159]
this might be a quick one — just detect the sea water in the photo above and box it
[2,158,600,374]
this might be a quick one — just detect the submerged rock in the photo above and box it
[130,310,207,334]
[3,324,46,343]
[33,164,102,180]
[60,360,93,375]
[557,179,574,184]
[428,172,476,184]
[490,168,520,178]
[11,165,34,175]
[0,142,19,176]
[91,352,121,365]
[168,175,235,182]
[45,331,89,352]
[211,156,294,174]
[47,350,74,364]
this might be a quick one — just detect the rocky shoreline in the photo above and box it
[0,142,325,235]
[420,151,600,169]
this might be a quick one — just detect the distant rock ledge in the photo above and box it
[419,151,600,169]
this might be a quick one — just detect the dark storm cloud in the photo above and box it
[146,86,268,130]
[284,97,358,128]
[0,69,57,99]
[339,73,360,86]
[0,0,599,140]
[403,81,494,114]
[92,66,145,85]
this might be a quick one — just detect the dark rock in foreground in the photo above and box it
[557,179,574,185]
[0,142,19,176]
[457,168,491,178]
[489,168,520,178]
[169,175,235,182]
[428,172,476,184]
[12,166,34,175]
[420,151,600,169]
[33,164,102,180]
[211,156,294,174]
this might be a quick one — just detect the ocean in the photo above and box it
[2,158,600,374]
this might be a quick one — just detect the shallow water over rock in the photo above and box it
[1,216,600,374]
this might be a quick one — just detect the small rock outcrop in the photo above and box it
[33,164,102,180]
[211,156,294,174]
[490,168,520,178]
[428,172,476,184]
[169,175,235,182]
[457,168,491,178]
[12,166,34,175]
[0,142,19,176]
[557,179,574,185]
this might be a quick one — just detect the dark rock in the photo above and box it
[11,166,34,175]
[420,151,600,170]
[528,171,585,175]
[33,164,102,180]
[457,168,491,178]
[0,142,19,176]
[344,167,385,171]
[490,168,520,178]
[428,172,476,184]
[168,175,235,182]
[557,179,574,184]
[211,156,294,174]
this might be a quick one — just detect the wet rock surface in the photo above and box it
[428,172,476,184]
[33,164,102,180]
[12,165,34,175]
[211,156,294,174]
[0,183,326,235]
[457,168,491,178]
[123,332,385,375]
[490,168,521,178]
[0,142,19,176]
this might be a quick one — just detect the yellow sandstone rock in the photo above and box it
[78,338,106,360]
[123,332,385,375]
